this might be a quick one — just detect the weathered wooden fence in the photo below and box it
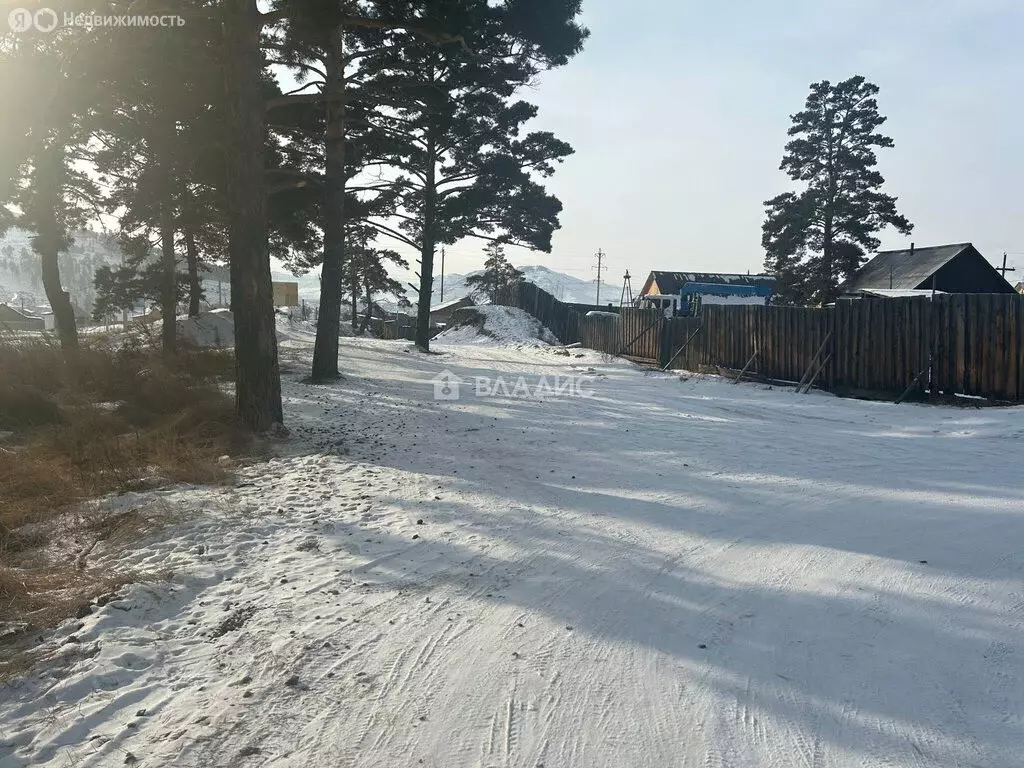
[494,281,1024,403]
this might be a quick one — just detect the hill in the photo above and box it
[0,229,124,315]
[419,265,600,308]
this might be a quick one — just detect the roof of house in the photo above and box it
[642,271,776,296]
[0,303,39,321]
[843,243,975,291]
[430,296,475,313]
[849,288,947,299]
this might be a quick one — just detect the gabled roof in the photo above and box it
[642,271,775,296]
[850,288,947,299]
[430,295,475,313]
[0,303,38,321]
[843,243,973,291]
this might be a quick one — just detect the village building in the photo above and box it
[841,243,1016,297]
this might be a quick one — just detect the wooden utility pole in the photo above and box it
[440,247,446,303]
[997,252,1016,280]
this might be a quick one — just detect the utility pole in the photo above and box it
[593,249,607,305]
[997,252,1016,280]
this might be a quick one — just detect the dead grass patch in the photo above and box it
[0,333,259,666]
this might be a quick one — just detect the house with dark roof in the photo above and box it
[0,303,44,331]
[841,243,1016,297]
[429,295,475,326]
[639,271,776,306]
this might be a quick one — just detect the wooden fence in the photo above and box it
[495,281,1024,403]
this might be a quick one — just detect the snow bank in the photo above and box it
[177,309,234,348]
[175,310,368,349]
[434,305,558,347]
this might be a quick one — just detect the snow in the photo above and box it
[177,309,235,348]
[850,288,947,299]
[2,336,1023,768]
[176,311,339,349]
[699,294,770,306]
[433,305,559,347]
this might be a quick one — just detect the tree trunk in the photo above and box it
[39,246,78,354]
[159,194,177,354]
[350,269,359,332]
[184,229,202,317]
[414,133,437,351]
[311,25,347,380]
[821,214,834,306]
[359,279,372,335]
[223,0,283,430]
[33,145,78,356]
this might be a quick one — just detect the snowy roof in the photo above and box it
[430,296,475,313]
[843,243,975,291]
[0,303,39,321]
[850,288,947,299]
[643,271,775,297]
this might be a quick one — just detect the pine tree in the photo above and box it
[223,0,521,421]
[363,1,584,350]
[465,242,523,303]
[0,15,103,356]
[762,76,913,305]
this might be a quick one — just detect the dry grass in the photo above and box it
[0,332,257,655]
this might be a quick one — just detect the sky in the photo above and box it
[431,0,1023,290]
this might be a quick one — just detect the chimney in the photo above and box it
[910,242,915,256]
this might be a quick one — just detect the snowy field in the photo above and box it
[2,325,1023,767]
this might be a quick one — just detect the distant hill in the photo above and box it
[0,229,124,315]
[420,265,601,308]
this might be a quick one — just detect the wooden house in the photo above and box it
[841,243,1016,297]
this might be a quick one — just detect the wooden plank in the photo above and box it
[1018,297,1024,402]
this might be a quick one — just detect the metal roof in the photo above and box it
[851,288,947,299]
[645,272,776,296]
[843,243,974,291]
[430,296,475,313]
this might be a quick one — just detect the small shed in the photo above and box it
[841,243,1016,295]
[429,295,475,325]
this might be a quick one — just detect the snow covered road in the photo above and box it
[2,335,1023,767]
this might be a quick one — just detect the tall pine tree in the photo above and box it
[363,1,584,350]
[762,76,913,305]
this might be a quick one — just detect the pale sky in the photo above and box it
[459,0,1023,288]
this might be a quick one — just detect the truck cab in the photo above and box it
[638,293,701,318]
[639,294,680,317]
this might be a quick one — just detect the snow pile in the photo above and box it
[177,309,234,348]
[433,305,558,347]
